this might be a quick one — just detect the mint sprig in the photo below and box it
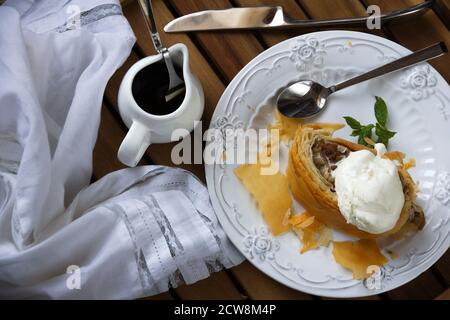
[343,96,396,147]
[374,96,388,127]
[343,116,361,130]
[375,123,396,147]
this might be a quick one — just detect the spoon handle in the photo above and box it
[330,42,447,93]
[138,0,164,53]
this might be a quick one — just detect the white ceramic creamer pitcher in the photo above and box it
[117,43,204,167]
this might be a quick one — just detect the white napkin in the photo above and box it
[0,0,243,299]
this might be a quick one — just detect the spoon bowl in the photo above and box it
[277,80,330,118]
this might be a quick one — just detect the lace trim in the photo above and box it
[145,195,185,257]
[55,3,123,33]
[144,183,227,257]
[143,180,230,268]
[114,204,156,296]
[110,176,233,295]
[144,195,187,288]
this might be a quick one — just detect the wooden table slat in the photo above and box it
[433,0,450,31]
[436,288,450,300]
[434,250,450,286]
[299,0,368,20]
[174,272,246,300]
[386,270,445,299]
[230,263,314,300]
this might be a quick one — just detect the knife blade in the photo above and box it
[164,6,284,32]
[164,1,433,33]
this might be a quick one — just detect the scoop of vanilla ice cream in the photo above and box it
[333,145,405,234]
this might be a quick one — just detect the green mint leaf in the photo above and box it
[375,123,396,139]
[343,116,361,130]
[343,97,395,148]
[358,124,374,146]
[375,123,396,147]
[374,96,388,127]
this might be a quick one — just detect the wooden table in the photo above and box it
[98,0,450,300]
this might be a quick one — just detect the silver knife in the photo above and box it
[164,0,433,33]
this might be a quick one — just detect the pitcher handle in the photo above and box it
[118,121,151,167]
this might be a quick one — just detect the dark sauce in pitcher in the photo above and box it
[131,60,185,116]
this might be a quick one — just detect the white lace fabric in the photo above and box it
[0,0,243,299]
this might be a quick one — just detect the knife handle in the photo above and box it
[283,0,433,28]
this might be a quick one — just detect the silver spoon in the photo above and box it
[138,0,185,102]
[277,42,447,119]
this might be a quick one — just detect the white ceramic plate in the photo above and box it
[205,31,450,298]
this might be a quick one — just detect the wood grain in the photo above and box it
[231,262,314,300]
[386,271,445,300]
[300,0,368,19]
[175,272,246,300]
[434,250,450,285]
[435,288,450,300]
[433,0,450,31]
